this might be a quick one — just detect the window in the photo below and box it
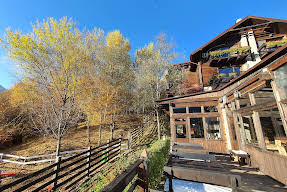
[176,124,186,138]
[189,107,201,113]
[204,106,218,113]
[206,117,221,140]
[173,107,186,113]
[190,118,204,138]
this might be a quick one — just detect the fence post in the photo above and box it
[86,146,91,178]
[138,149,148,192]
[52,156,61,190]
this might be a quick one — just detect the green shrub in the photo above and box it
[147,138,170,189]
[81,138,170,191]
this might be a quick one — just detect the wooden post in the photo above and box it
[231,102,243,148]
[202,105,209,152]
[271,81,287,135]
[248,93,266,150]
[52,156,61,189]
[86,146,91,178]
[222,105,232,151]
[169,104,175,147]
[198,61,203,90]
[235,99,247,146]
[186,106,191,143]
[138,149,148,192]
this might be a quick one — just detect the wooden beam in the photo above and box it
[271,81,287,136]
[231,102,243,148]
[249,93,267,150]
[268,55,287,71]
[235,100,277,114]
[170,104,176,145]
[175,101,218,108]
[240,80,267,96]
[235,100,247,146]
[198,61,203,90]
[229,21,273,32]
[173,113,219,119]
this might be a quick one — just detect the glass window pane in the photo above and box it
[176,124,186,138]
[189,107,201,113]
[173,107,186,113]
[204,106,218,113]
[190,118,204,138]
[206,117,221,140]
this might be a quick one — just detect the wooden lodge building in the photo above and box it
[158,16,287,185]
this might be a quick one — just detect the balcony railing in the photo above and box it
[259,39,287,59]
[208,67,240,89]
[207,46,251,67]
[266,39,287,49]
[209,46,251,59]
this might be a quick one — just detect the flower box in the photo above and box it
[209,46,251,58]
[266,39,287,48]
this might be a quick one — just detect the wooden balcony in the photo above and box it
[207,47,251,67]
[259,40,287,59]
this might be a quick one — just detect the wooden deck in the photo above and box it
[164,144,287,192]
[215,154,287,192]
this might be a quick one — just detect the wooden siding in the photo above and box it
[202,62,218,87]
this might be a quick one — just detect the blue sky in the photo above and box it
[1,0,287,88]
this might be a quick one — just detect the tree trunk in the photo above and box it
[87,118,90,145]
[56,123,62,157]
[156,108,161,140]
[98,124,102,145]
[98,114,103,145]
[110,114,115,141]
[110,123,114,141]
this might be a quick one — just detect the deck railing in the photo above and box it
[100,150,148,192]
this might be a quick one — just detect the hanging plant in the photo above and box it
[209,46,251,57]
[266,39,287,48]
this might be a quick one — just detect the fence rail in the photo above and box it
[0,138,122,191]
[0,141,128,165]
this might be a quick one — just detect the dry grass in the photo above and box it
[1,124,122,156]
[0,114,143,186]
[0,113,142,156]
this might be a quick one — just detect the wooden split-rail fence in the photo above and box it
[0,138,122,191]
[128,126,145,148]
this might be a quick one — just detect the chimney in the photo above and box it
[236,18,242,23]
